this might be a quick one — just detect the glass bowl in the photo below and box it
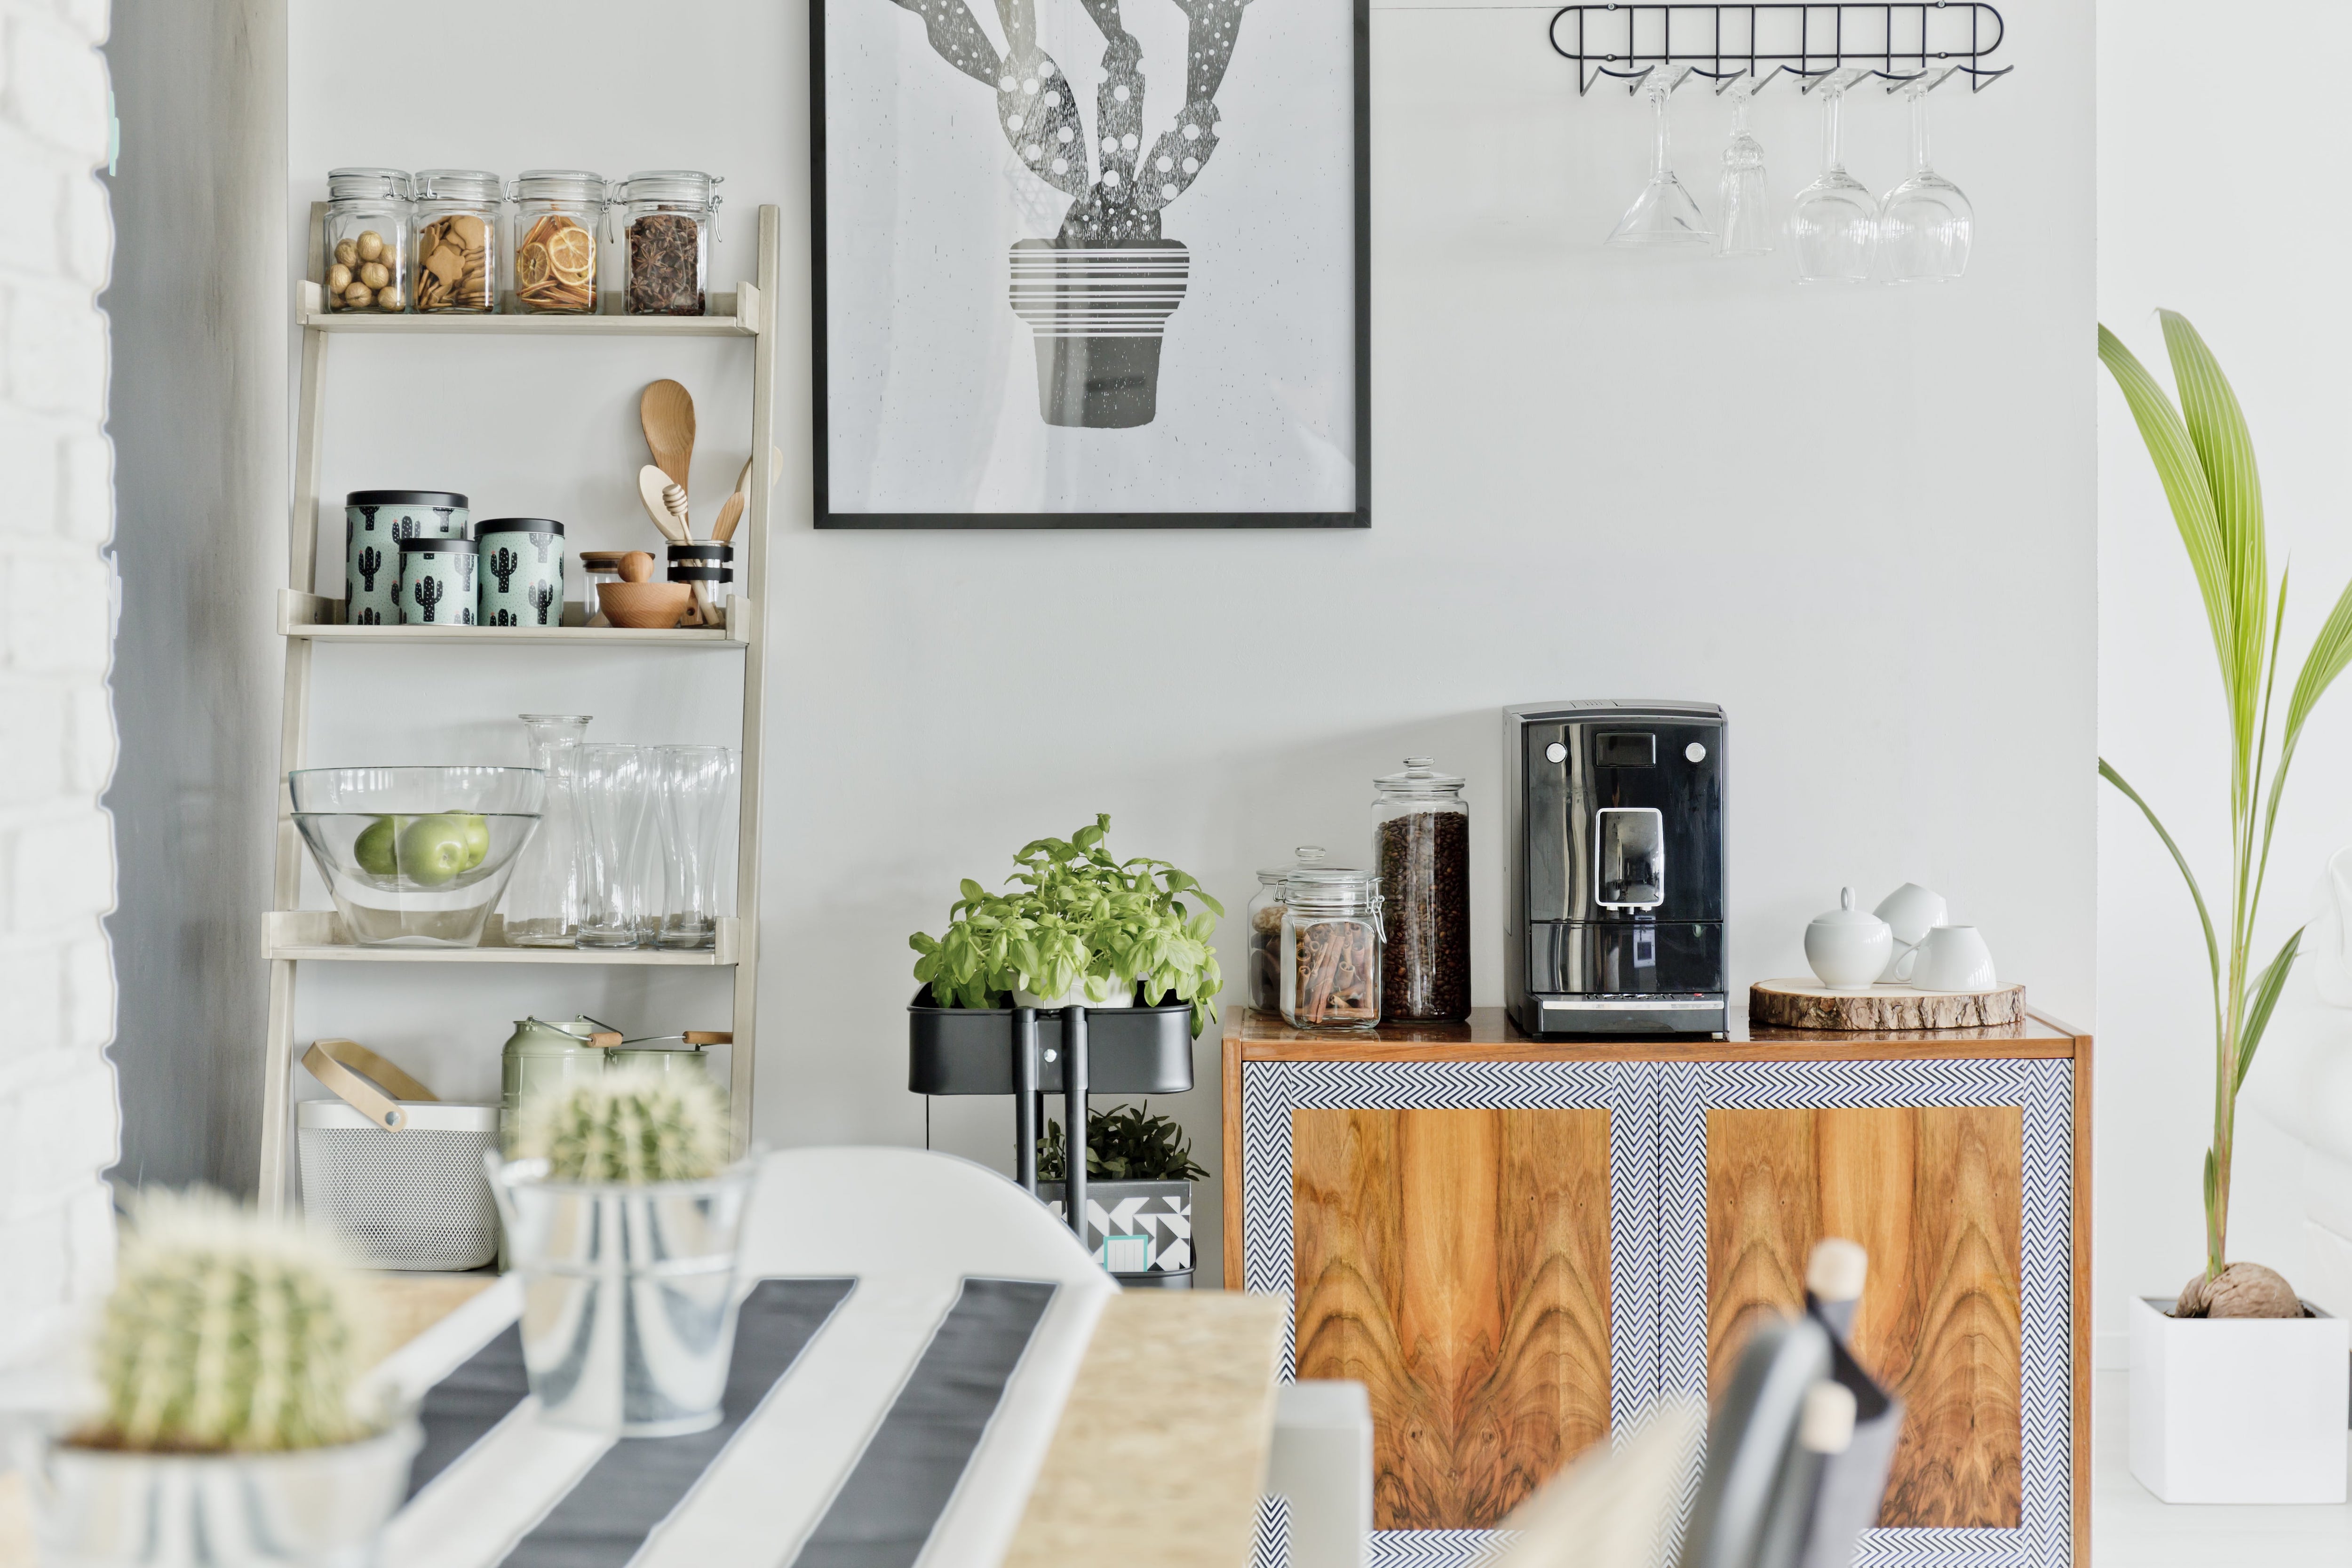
[290,766,544,947]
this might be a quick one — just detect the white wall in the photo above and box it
[0,0,121,1361]
[289,0,2095,1284]
[2097,0,2352,1361]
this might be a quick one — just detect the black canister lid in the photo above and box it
[666,542,734,559]
[476,518,566,536]
[398,537,477,553]
[349,490,469,507]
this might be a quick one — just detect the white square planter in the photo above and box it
[2129,1294,2349,1503]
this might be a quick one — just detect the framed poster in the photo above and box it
[812,0,1368,527]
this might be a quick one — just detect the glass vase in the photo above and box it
[577,744,650,948]
[504,713,590,946]
[653,745,735,950]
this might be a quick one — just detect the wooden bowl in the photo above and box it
[597,581,691,629]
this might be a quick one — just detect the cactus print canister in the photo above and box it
[477,518,566,627]
[398,538,478,626]
[347,489,466,625]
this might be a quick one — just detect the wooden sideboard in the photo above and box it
[1221,1006,2090,1568]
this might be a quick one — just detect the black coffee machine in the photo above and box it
[1504,700,1726,1037]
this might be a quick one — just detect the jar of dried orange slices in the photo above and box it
[509,170,606,315]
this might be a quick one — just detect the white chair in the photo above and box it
[1267,1380,1374,1568]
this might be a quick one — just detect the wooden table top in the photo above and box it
[1226,1003,2088,1062]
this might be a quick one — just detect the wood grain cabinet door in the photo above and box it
[1657,1059,2076,1568]
[1237,1061,1654,1533]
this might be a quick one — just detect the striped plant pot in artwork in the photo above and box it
[1007,239,1189,429]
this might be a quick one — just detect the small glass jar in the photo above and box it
[323,167,410,313]
[1247,845,1325,1014]
[614,170,722,316]
[1374,757,1471,1022]
[412,168,500,313]
[1280,867,1383,1030]
[578,550,627,626]
[509,169,605,315]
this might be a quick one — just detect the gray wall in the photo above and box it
[102,0,286,1193]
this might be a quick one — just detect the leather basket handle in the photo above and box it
[302,1038,438,1132]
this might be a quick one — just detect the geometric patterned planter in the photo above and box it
[1040,1178,1193,1284]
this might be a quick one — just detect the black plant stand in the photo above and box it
[907,990,1194,1251]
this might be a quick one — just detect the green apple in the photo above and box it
[398,814,473,886]
[453,813,490,869]
[354,815,404,877]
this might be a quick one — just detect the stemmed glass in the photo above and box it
[1607,69,1713,247]
[1787,77,1876,283]
[1878,76,1973,282]
[1713,79,1771,257]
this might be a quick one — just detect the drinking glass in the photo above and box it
[654,746,737,951]
[1607,70,1712,247]
[1878,79,1973,282]
[1788,81,1876,283]
[1714,80,1771,258]
[504,713,590,946]
[577,745,650,949]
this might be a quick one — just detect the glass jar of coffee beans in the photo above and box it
[1372,757,1470,1022]
[509,170,605,315]
[322,167,410,313]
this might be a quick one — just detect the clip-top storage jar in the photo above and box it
[1247,846,1325,1014]
[323,167,410,313]
[1374,757,1470,1022]
[510,169,604,314]
[413,168,499,313]
[614,170,721,316]
[1280,866,1383,1030]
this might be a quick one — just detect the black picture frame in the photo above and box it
[810,0,1370,529]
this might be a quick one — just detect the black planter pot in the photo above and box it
[1007,238,1191,429]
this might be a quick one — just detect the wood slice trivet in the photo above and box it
[1749,979,2026,1031]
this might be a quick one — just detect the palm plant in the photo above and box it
[2099,311,2352,1290]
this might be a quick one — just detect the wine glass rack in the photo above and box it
[1549,4,2012,96]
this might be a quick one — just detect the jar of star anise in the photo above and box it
[509,170,606,315]
[614,170,722,316]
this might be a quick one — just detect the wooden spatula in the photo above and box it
[640,380,696,492]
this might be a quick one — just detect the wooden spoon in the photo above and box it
[712,492,745,543]
[641,381,696,492]
[637,465,688,545]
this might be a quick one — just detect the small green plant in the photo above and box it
[1038,1101,1208,1183]
[81,1188,377,1453]
[909,814,1224,1036]
[518,1068,731,1184]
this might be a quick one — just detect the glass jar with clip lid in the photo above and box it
[1280,865,1384,1029]
[1247,845,1325,1015]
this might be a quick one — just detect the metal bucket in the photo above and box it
[487,1156,755,1437]
[27,1423,421,1568]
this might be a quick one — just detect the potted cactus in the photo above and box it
[1037,1101,1207,1286]
[489,1068,755,1437]
[889,0,1250,426]
[25,1188,419,1568]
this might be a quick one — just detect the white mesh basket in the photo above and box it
[298,1098,500,1271]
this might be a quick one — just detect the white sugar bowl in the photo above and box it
[1805,887,1894,993]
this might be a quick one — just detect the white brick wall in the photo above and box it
[0,0,118,1364]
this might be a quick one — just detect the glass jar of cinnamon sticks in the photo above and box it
[1279,866,1384,1030]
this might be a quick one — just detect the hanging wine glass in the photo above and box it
[1607,68,1713,248]
[1788,77,1876,283]
[1714,77,1771,257]
[1878,75,1973,282]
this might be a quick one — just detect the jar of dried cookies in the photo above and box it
[412,168,500,314]
[614,170,722,316]
[509,170,605,315]
[323,168,410,314]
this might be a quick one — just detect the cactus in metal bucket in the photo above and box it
[518,1067,730,1185]
[80,1188,378,1453]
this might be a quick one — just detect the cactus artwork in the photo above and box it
[889,0,1246,427]
[356,546,382,593]
[518,1067,730,1185]
[413,574,443,622]
[79,1188,378,1453]
[528,581,557,625]
[490,546,518,595]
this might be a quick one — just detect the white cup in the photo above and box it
[1911,924,1996,992]
[1873,883,1948,983]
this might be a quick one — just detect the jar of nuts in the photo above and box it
[613,170,722,316]
[509,170,605,315]
[412,168,501,314]
[323,167,411,313]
